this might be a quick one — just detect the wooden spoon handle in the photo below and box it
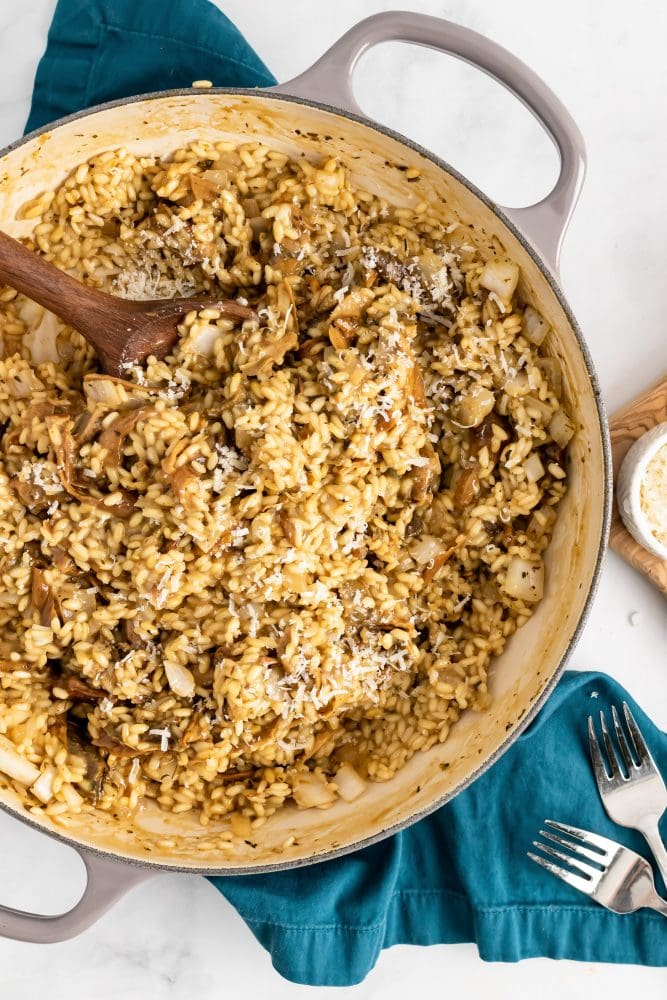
[0,229,104,328]
[0,229,256,377]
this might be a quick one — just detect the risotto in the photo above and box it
[0,141,573,835]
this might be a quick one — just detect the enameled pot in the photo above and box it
[0,12,611,942]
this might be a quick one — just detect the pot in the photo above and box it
[0,12,611,942]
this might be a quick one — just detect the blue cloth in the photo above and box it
[26,0,667,984]
[218,672,667,983]
[25,0,275,134]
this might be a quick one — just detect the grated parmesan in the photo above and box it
[640,442,667,546]
[149,728,170,752]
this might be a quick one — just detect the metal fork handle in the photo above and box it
[638,819,667,889]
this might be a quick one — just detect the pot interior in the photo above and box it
[0,93,608,871]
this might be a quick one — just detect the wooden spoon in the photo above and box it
[0,229,255,375]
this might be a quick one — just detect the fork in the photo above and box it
[588,702,667,887]
[528,820,667,916]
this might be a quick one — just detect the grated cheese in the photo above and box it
[640,442,667,546]
[149,727,170,752]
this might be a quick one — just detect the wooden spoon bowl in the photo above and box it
[0,229,255,375]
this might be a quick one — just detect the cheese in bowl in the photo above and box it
[640,440,667,548]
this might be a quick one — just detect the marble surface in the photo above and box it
[0,0,666,996]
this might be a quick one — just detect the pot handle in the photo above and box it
[0,846,154,943]
[270,11,586,272]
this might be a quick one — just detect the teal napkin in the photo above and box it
[25,0,275,134]
[25,0,667,984]
[219,671,667,983]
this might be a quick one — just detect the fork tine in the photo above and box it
[611,704,635,773]
[539,827,607,865]
[527,851,595,894]
[622,702,653,768]
[544,819,616,857]
[588,715,610,784]
[600,711,621,779]
[532,839,598,879]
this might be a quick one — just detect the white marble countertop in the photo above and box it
[0,0,665,997]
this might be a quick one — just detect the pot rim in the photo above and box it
[0,87,613,876]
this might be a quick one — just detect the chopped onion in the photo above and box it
[213,152,241,172]
[61,783,84,809]
[479,258,519,300]
[164,661,195,699]
[497,392,510,416]
[503,556,544,602]
[5,368,43,399]
[334,763,367,803]
[410,534,448,566]
[450,386,495,428]
[528,506,558,537]
[505,373,530,397]
[31,766,56,804]
[83,374,147,408]
[522,305,551,346]
[549,409,575,448]
[188,322,221,357]
[292,771,337,809]
[524,452,545,483]
[524,395,553,423]
[0,737,40,786]
[17,299,44,326]
[202,168,230,188]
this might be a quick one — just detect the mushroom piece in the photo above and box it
[31,566,59,628]
[63,674,108,703]
[66,717,107,801]
[452,462,481,509]
[46,415,137,518]
[91,728,156,758]
[239,330,298,376]
[9,477,51,513]
[98,406,151,469]
[411,443,440,505]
